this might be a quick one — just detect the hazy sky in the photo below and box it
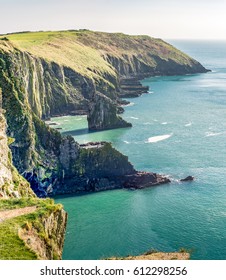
[0,0,225,39]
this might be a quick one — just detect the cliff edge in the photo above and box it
[0,101,67,260]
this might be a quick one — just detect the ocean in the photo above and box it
[55,40,226,260]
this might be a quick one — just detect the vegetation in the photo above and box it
[0,30,198,85]
[0,198,63,260]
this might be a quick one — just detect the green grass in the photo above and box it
[0,30,196,82]
[0,198,63,260]
[0,197,56,211]
[0,214,38,260]
[0,31,116,82]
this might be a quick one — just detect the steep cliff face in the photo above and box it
[19,205,67,260]
[0,31,208,131]
[0,30,208,196]
[0,102,67,259]
[88,91,131,130]
[0,54,169,197]
[0,103,34,198]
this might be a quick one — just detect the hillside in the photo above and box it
[0,30,205,80]
[0,30,207,197]
[0,105,67,259]
[0,30,208,260]
[0,30,208,130]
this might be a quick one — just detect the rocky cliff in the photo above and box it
[0,30,208,197]
[0,98,67,260]
[0,31,208,130]
[19,202,67,260]
[0,95,34,199]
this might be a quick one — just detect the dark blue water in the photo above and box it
[55,40,226,260]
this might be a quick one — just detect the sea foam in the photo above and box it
[123,102,135,107]
[205,132,224,137]
[146,134,173,143]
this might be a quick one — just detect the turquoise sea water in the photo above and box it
[55,40,226,260]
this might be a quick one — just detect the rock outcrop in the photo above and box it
[53,142,170,195]
[180,176,194,182]
[88,92,131,130]
[109,251,190,260]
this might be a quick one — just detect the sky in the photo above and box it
[0,0,226,39]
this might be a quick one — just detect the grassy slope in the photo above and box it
[0,30,198,81]
[0,198,63,260]
[0,31,116,82]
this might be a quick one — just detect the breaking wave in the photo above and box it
[146,134,173,143]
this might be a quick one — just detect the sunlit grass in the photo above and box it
[0,30,196,82]
[0,198,63,260]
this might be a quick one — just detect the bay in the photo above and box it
[55,40,226,260]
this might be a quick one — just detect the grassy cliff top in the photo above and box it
[0,30,199,80]
[0,198,63,260]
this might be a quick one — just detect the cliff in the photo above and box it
[0,104,67,260]
[0,198,67,260]
[0,30,208,130]
[0,100,34,199]
[0,30,205,259]
[0,30,207,196]
[0,58,170,197]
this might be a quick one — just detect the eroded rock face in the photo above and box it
[0,112,13,197]
[0,103,33,198]
[88,92,132,130]
[19,207,67,260]
[0,32,208,197]
[52,143,170,195]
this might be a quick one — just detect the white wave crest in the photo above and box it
[123,140,130,144]
[161,122,168,125]
[123,102,135,107]
[205,132,224,137]
[130,116,139,120]
[185,122,192,127]
[146,134,173,143]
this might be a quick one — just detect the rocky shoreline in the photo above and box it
[0,31,208,197]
